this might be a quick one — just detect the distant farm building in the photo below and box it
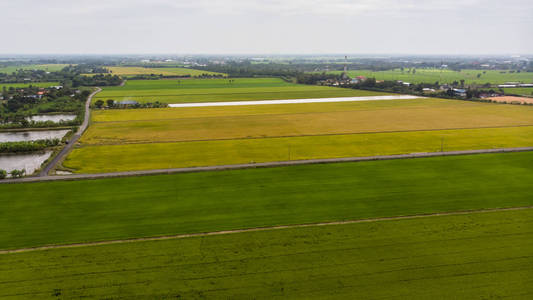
[453,89,467,97]
[118,100,139,105]
[350,76,367,84]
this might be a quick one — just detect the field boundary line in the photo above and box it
[1,206,532,255]
[2,146,533,184]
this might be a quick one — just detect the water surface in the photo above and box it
[0,151,52,176]
[27,114,76,123]
[0,129,69,142]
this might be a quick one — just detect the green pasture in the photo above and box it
[1,208,531,299]
[92,77,388,104]
[2,152,533,249]
[504,87,533,96]
[0,82,60,90]
[102,66,225,77]
[331,69,533,85]
[0,64,68,74]
[64,125,533,173]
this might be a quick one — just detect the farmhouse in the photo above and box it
[350,76,367,84]
[453,88,467,97]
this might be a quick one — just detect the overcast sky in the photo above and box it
[1,0,531,55]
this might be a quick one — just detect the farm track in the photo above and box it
[38,88,101,176]
[1,205,532,255]
[3,146,533,184]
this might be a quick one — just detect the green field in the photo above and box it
[0,82,60,90]
[3,152,533,250]
[92,77,389,104]
[1,208,531,299]
[101,66,226,77]
[504,87,533,96]
[0,64,69,74]
[332,69,533,85]
[65,97,533,172]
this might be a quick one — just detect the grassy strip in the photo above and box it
[0,139,60,154]
[1,209,532,298]
[2,152,533,249]
[0,82,60,90]
[503,87,533,96]
[64,126,533,173]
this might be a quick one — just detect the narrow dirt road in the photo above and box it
[1,205,531,255]
[38,87,101,176]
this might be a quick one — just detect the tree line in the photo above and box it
[0,139,61,154]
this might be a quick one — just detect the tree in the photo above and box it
[9,169,25,178]
[95,100,104,108]
[106,99,115,108]
[0,169,6,179]
[460,79,465,87]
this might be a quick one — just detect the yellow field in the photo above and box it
[61,97,533,173]
[65,126,533,173]
[80,98,533,145]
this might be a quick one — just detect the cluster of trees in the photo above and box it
[0,86,88,128]
[69,74,122,87]
[0,169,25,179]
[0,139,60,153]
[196,61,302,77]
[94,99,168,109]
[343,78,506,102]
[0,69,65,83]
[296,73,342,85]
[128,73,226,80]
[0,64,122,87]
[61,64,109,74]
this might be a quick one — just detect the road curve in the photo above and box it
[38,87,101,176]
[1,146,530,184]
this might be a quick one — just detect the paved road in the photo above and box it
[168,95,423,107]
[38,88,102,176]
[1,205,532,254]
[2,146,530,184]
